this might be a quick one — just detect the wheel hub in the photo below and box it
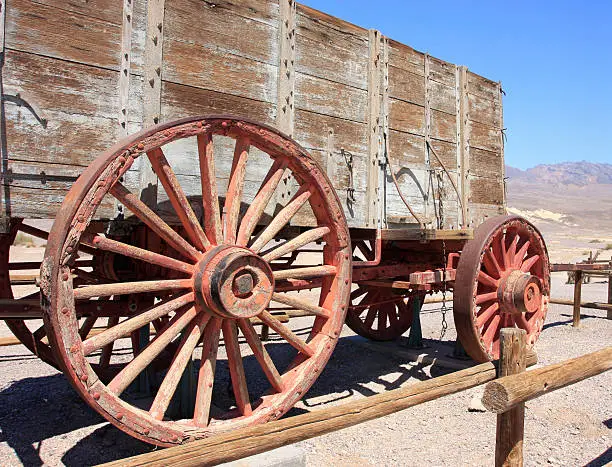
[498,269,543,314]
[193,246,274,319]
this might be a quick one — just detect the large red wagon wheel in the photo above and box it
[346,287,424,340]
[40,116,351,446]
[0,218,104,368]
[453,215,549,362]
[1,219,57,366]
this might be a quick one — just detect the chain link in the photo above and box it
[440,239,448,339]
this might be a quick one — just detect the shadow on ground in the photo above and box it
[0,333,462,465]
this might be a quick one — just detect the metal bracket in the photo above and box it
[2,93,47,128]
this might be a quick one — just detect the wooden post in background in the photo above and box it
[573,270,583,327]
[607,263,611,320]
[495,328,526,467]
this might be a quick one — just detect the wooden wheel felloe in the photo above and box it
[453,215,550,362]
[40,116,351,446]
[346,287,424,341]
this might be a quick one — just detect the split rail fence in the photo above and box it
[98,333,610,467]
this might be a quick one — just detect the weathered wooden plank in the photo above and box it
[295,8,368,90]
[431,110,457,143]
[293,110,368,155]
[21,0,123,24]
[389,98,425,135]
[429,139,458,170]
[388,65,425,106]
[468,92,501,127]
[388,130,426,167]
[428,56,456,87]
[3,49,119,119]
[429,80,456,115]
[117,0,134,136]
[161,82,276,126]
[162,40,278,105]
[470,120,502,153]
[164,0,279,67]
[294,73,367,122]
[469,147,503,178]
[467,71,500,102]
[5,0,121,70]
[469,176,505,206]
[387,39,425,76]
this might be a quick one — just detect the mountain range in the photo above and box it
[504,161,612,262]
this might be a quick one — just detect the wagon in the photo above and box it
[0,0,550,446]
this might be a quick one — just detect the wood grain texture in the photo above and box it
[483,346,612,414]
[494,329,526,467]
[5,0,121,70]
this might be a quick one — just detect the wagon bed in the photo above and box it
[1,0,504,232]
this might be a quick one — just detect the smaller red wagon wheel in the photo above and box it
[41,116,352,446]
[453,215,550,362]
[346,287,424,341]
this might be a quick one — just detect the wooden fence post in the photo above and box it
[495,328,527,467]
[573,270,583,327]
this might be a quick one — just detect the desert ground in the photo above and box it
[0,242,610,466]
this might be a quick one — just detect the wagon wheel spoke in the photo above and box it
[363,305,378,329]
[107,305,199,396]
[99,316,120,370]
[194,317,222,427]
[147,148,210,251]
[32,323,48,342]
[258,310,314,357]
[521,254,540,272]
[273,265,337,281]
[477,270,499,289]
[223,137,250,244]
[482,314,501,345]
[483,249,502,278]
[476,302,499,328]
[82,233,194,274]
[475,291,498,306]
[73,279,192,300]
[237,318,284,392]
[150,312,210,420]
[271,292,329,318]
[386,303,399,327]
[196,132,223,245]
[110,182,200,261]
[261,227,329,263]
[82,292,194,356]
[249,186,312,253]
[222,320,252,416]
[237,158,287,247]
[17,223,97,257]
[377,305,388,331]
[349,286,368,304]
[514,240,530,268]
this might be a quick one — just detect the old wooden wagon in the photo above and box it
[0,0,550,446]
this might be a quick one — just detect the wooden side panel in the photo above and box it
[464,70,505,225]
[1,0,506,230]
[5,0,122,70]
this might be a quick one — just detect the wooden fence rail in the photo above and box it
[99,352,537,467]
[483,329,612,467]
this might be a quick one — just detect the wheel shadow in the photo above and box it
[0,333,466,465]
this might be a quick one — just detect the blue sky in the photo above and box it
[300,0,612,170]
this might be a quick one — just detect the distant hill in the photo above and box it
[504,162,612,262]
[505,162,612,186]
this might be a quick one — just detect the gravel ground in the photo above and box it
[0,273,610,466]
